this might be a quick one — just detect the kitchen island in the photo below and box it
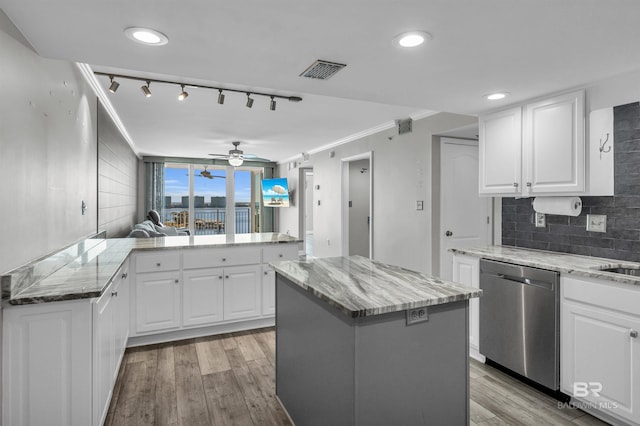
[270,256,481,426]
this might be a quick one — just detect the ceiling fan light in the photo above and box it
[228,154,244,167]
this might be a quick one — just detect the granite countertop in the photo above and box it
[270,255,481,318]
[2,233,300,305]
[451,245,640,286]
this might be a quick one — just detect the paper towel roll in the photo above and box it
[532,197,582,216]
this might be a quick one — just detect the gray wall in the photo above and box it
[0,9,138,273]
[98,104,138,237]
[502,102,640,262]
[0,11,98,274]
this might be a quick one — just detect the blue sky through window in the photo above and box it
[164,166,252,203]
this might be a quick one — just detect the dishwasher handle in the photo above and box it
[490,272,554,291]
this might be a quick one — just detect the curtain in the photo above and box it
[144,161,165,217]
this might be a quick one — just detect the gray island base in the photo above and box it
[272,256,480,426]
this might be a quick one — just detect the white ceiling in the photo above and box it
[2,1,640,162]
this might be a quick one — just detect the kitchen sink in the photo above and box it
[598,266,640,276]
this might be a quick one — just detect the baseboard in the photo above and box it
[276,395,296,426]
[469,347,486,363]
[126,317,275,347]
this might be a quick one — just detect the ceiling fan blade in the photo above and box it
[243,156,271,162]
[208,153,228,158]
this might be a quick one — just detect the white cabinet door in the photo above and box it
[93,284,116,426]
[3,300,93,426]
[478,106,522,196]
[262,265,276,316]
[561,275,640,425]
[135,271,181,333]
[524,90,585,194]
[562,302,640,424]
[182,268,224,327]
[452,254,483,362]
[223,265,261,321]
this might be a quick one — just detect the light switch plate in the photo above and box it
[586,214,607,233]
[416,200,424,211]
[535,212,546,227]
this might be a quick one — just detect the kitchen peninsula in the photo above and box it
[271,255,482,426]
[1,233,300,426]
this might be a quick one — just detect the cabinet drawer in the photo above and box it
[263,244,299,263]
[135,251,180,273]
[183,247,261,269]
[562,275,640,316]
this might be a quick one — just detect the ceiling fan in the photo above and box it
[208,141,270,167]
[190,166,226,179]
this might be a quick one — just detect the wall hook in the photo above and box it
[599,133,611,160]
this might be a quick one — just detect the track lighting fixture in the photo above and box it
[178,85,188,101]
[141,81,152,97]
[95,72,302,108]
[108,75,119,93]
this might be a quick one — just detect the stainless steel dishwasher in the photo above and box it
[479,259,560,391]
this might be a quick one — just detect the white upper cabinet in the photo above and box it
[479,90,590,197]
[479,106,523,195]
[524,91,585,194]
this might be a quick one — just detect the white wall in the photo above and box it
[304,171,314,232]
[0,12,98,274]
[278,112,476,273]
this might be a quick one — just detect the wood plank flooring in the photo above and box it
[106,327,609,426]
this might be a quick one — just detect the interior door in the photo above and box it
[440,138,491,280]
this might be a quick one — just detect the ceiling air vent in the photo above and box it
[300,60,346,80]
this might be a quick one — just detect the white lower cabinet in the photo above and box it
[135,271,181,334]
[3,263,129,426]
[182,268,224,327]
[561,275,640,425]
[223,265,261,321]
[452,254,483,361]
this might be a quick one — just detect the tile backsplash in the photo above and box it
[501,101,640,262]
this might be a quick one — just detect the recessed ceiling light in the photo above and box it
[394,31,432,48]
[124,27,169,46]
[485,92,509,100]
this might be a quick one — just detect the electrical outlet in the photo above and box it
[416,200,424,211]
[586,214,607,233]
[406,307,429,325]
[535,212,546,227]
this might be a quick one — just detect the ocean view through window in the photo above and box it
[163,163,265,235]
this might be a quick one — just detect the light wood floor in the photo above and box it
[106,327,609,426]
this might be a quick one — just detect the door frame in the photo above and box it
[341,152,373,258]
[298,167,314,253]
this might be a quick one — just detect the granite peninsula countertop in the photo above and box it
[451,245,640,286]
[270,255,481,318]
[2,233,300,305]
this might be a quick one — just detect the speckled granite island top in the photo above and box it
[270,255,481,318]
[451,245,640,286]
[2,233,300,305]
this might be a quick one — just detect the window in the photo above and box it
[162,163,267,235]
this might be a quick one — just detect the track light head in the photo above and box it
[246,93,254,108]
[270,96,276,111]
[141,81,152,97]
[218,89,225,105]
[288,96,303,102]
[178,84,188,101]
[108,75,120,93]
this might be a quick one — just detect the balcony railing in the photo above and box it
[163,207,251,235]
